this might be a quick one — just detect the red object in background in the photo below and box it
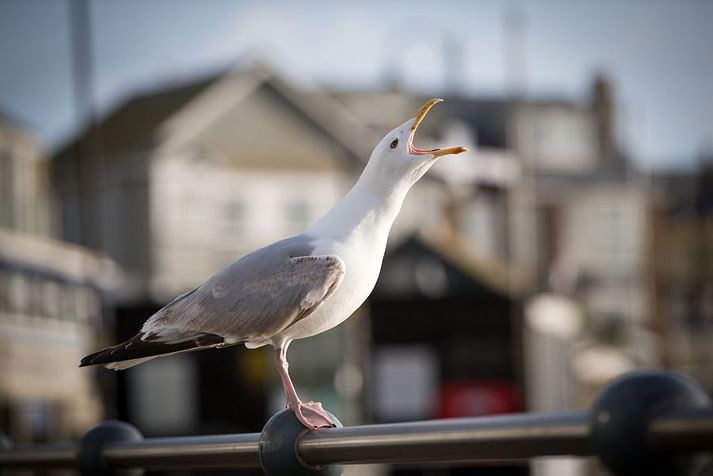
[437,380,518,418]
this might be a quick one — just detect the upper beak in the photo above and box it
[409,98,468,158]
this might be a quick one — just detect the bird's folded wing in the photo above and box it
[141,252,345,343]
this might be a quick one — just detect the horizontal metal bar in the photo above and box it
[1,407,712,470]
[0,442,76,468]
[104,433,261,469]
[298,411,592,466]
[649,407,713,453]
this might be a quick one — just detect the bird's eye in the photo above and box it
[390,138,399,149]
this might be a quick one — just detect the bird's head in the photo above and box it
[365,98,468,186]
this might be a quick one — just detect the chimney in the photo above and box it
[591,74,615,159]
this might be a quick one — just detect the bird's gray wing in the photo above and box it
[79,236,345,368]
[141,237,345,344]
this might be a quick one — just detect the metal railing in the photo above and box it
[1,371,712,476]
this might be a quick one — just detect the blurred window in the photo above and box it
[129,355,197,434]
[285,199,310,235]
[61,285,76,319]
[29,276,44,318]
[0,148,14,228]
[597,206,636,264]
[19,399,50,443]
[85,288,100,324]
[373,345,439,421]
[15,158,30,232]
[75,286,100,325]
[9,271,29,315]
[225,196,246,234]
[0,269,7,313]
[74,287,90,324]
[181,191,201,220]
[43,280,60,320]
[602,208,624,256]
[464,197,497,257]
[525,108,596,172]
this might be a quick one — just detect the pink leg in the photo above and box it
[274,344,335,429]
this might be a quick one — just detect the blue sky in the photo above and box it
[1,0,712,169]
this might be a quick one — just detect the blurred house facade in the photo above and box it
[47,62,708,476]
[0,114,112,442]
[651,160,713,395]
[341,78,660,476]
[0,113,52,235]
[488,77,656,476]
[369,236,528,476]
[371,236,524,419]
[350,78,655,417]
[52,64,520,436]
[53,67,381,304]
[52,67,393,434]
[508,78,655,411]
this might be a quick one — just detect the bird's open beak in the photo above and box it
[408,98,468,158]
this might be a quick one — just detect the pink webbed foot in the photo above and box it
[292,401,335,429]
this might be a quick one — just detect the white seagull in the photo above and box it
[81,99,467,428]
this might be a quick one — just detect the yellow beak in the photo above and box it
[409,98,468,158]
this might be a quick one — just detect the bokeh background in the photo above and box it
[1,1,712,475]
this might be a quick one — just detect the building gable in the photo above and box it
[375,235,523,300]
[188,82,350,172]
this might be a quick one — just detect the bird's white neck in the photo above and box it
[307,165,413,241]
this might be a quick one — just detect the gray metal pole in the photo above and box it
[1,411,712,473]
[2,408,711,470]
[103,433,261,469]
[0,442,76,468]
[298,411,591,465]
[649,407,713,453]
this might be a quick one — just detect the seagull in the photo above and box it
[80,99,467,429]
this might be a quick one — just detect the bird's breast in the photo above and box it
[279,235,386,341]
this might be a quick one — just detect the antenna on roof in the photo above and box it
[69,0,105,250]
[442,31,464,97]
[503,8,528,99]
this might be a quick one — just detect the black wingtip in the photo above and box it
[79,351,103,367]
[79,332,227,369]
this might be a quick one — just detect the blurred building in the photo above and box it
[48,64,669,475]
[52,63,510,437]
[371,235,524,420]
[349,77,656,476]
[651,159,713,395]
[323,91,520,251]
[0,112,51,235]
[350,79,655,421]
[51,66,389,434]
[53,66,381,305]
[508,77,655,409]
[370,235,526,476]
[0,113,113,442]
[506,78,654,476]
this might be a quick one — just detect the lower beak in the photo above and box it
[409,98,468,158]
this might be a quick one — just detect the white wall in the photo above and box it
[149,156,348,299]
[515,105,598,174]
[564,185,646,280]
[0,122,51,235]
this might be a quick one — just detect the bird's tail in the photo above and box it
[104,356,158,370]
[79,331,227,370]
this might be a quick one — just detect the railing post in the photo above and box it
[260,409,343,476]
[590,371,711,476]
[77,421,144,476]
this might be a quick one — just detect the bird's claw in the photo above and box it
[293,401,335,429]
